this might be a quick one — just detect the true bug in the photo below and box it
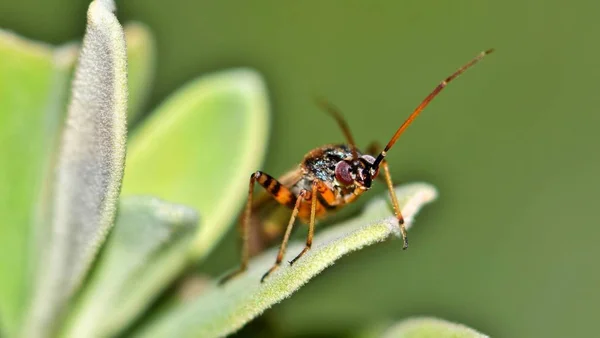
[221,49,494,284]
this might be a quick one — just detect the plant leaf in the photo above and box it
[121,68,270,261]
[0,30,76,337]
[24,0,128,336]
[124,22,156,125]
[102,235,194,337]
[0,29,54,337]
[380,317,489,338]
[132,183,437,338]
[61,196,199,338]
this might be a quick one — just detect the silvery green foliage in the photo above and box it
[61,197,199,338]
[133,184,438,338]
[25,0,128,336]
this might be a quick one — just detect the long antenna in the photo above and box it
[372,48,494,169]
[316,97,359,160]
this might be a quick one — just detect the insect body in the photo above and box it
[221,49,494,284]
[293,144,376,218]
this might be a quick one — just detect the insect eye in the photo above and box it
[335,161,354,186]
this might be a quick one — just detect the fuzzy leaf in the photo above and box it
[124,22,156,124]
[380,317,489,338]
[133,183,437,338]
[121,69,270,261]
[102,236,194,337]
[61,196,199,338]
[0,30,76,336]
[24,0,128,336]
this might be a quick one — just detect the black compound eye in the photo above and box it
[335,161,353,186]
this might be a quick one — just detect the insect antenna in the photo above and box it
[372,48,494,169]
[315,97,359,160]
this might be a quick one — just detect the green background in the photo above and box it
[1,1,599,337]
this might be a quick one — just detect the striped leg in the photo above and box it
[219,171,297,285]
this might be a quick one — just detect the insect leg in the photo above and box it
[315,98,359,160]
[366,142,408,246]
[289,181,318,265]
[380,159,408,249]
[219,171,297,285]
[261,189,308,282]
[365,141,382,157]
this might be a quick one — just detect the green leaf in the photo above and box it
[102,234,194,337]
[24,0,128,336]
[0,29,55,338]
[380,317,489,338]
[121,68,270,261]
[61,196,199,338]
[124,22,156,125]
[132,183,437,338]
[0,30,76,336]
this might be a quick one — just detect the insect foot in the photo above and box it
[260,264,280,283]
[289,245,311,266]
[400,220,409,250]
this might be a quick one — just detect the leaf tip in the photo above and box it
[150,198,200,231]
[401,182,438,231]
[222,68,269,102]
[90,0,116,14]
[382,317,489,338]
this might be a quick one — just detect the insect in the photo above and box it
[221,49,494,284]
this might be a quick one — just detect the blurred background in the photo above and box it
[1,0,599,337]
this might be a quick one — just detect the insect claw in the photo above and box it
[289,246,311,265]
[396,217,408,250]
[261,264,280,283]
